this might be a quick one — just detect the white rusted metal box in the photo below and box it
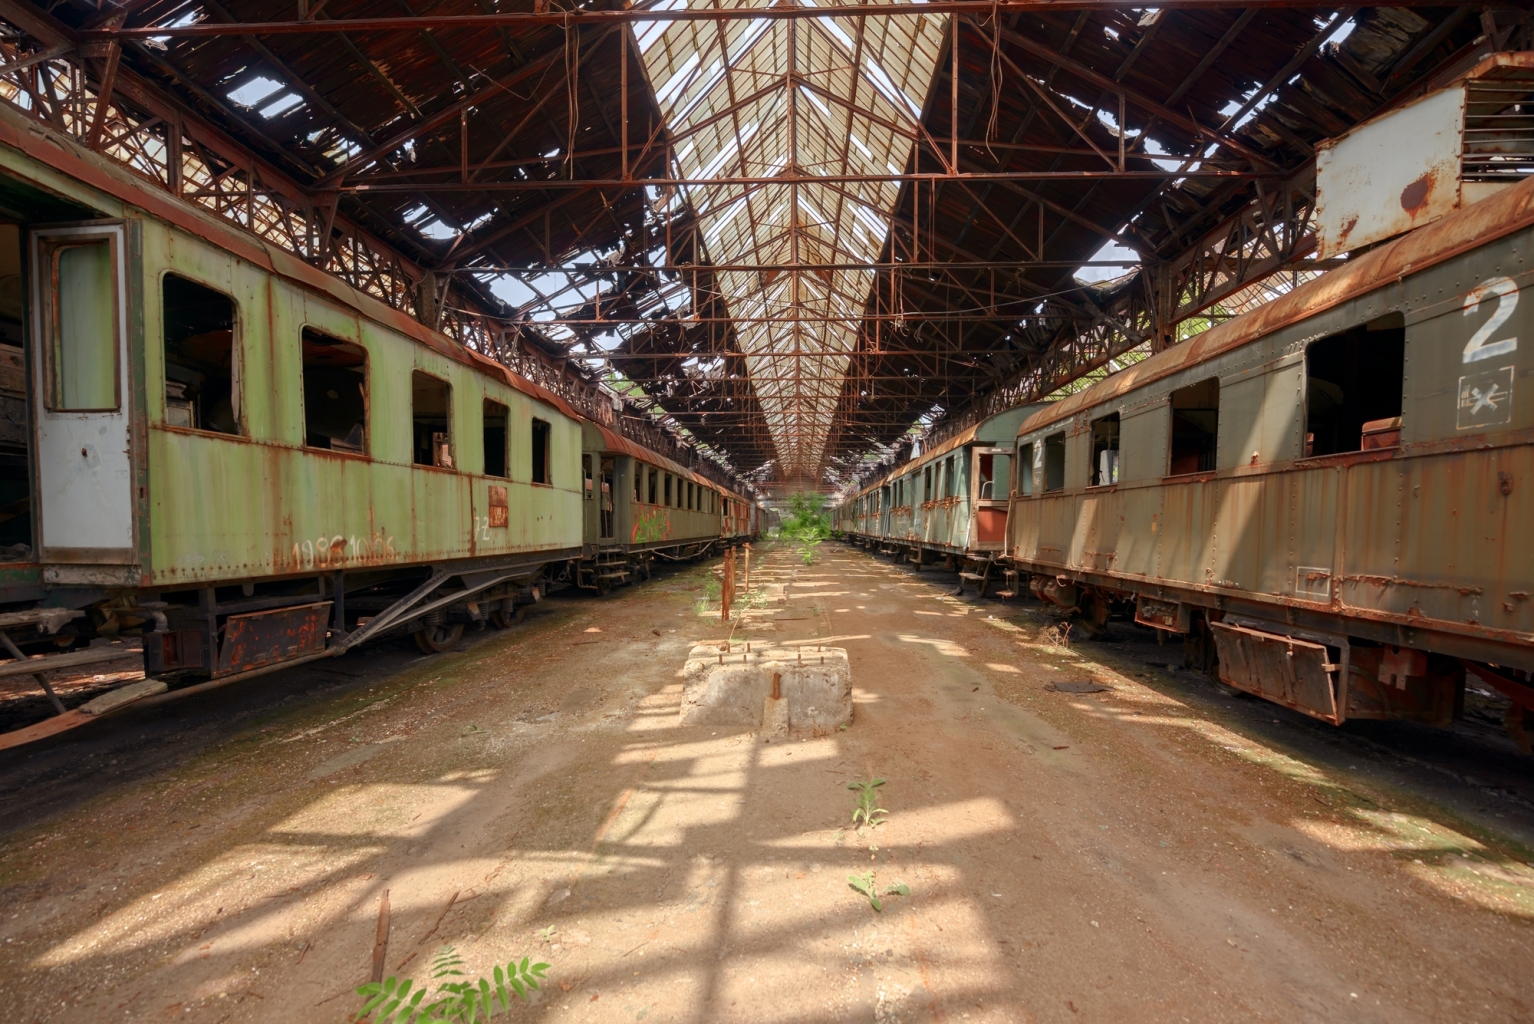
[1316,52,1534,258]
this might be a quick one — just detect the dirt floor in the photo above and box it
[1,541,1533,1024]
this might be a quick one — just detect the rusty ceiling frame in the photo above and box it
[0,1,1526,488]
[86,0,1489,36]
[0,0,768,494]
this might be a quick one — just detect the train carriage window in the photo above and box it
[1305,314,1405,456]
[1089,413,1120,486]
[944,456,955,497]
[648,467,658,504]
[923,466,933,501]
[163,274,238,432]
[45,237,119,413]
[412,372,452,467]
[582,454,593,498]
[1168,378,1219,475]
[1044,432,1066,491]
[482,399,507,477]
[664,474,673,506]
[302,328,367,453]
[531,417,551,483]
[634,464,642,503]
[1018,442,1035,495]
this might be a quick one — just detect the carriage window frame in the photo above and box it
[1017,441,1036,496]
[530,417,552,484]
[42,233,122,413]
[482,398,508,477]
[412,371,453,469]
[1303,313,1406,458]
[1167,377,1219,476]
[1088,413,1120,487]
[1043,432,1067,492]
[301,326,367,455]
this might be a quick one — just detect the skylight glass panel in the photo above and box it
[639,2,944,474]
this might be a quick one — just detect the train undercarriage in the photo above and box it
[838,534,1534,754]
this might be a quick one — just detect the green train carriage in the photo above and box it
[574,424,757,593]
[0,102,746,744]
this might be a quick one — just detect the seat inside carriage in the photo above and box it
[0,10,1532,1011]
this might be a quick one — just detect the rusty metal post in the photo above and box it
[743,542,751,595]
[771,671,781,701]
[722,546,734,622]
[370,889,391,983]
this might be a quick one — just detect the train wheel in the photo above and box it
[414,623,464,653]
[490,605,528,629]
[638,561,652,582]
[595,575,613,597]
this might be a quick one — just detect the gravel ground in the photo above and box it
[0,541,1530,1023]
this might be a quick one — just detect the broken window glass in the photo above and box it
[1169,378,1218,475]
[1305,315,1405,456]
[302,328,366,453]
[483,399,507,477]
[1090,413,1120,486]
[412,371,452,468]
[531,417,551,483]
[163,274,238,432]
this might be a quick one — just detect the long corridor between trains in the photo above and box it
[1,542,1529,1024]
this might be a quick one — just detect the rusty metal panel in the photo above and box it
[1317,84,1465,259]
[1216,372,1265,471]
[974,508,1006,545]
[1210,621,1342,724]
[142,628,207,673]
[1154,477,1216,587]
[1134,596,1190,633]
[216,601,331,676]
[1342,445,1533,637]
[1115,482,1163,580]
[1116,403,1166,484]
[1210,475,1289,595]
[1072,490,1123,574]
[1286,466,1340,603]
[1401,255,1533,444]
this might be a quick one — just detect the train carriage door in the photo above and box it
[599,456,615,540]
[971,447,1010,546]
[31,224,135,563]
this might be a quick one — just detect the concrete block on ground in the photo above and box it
[680,643,851,736]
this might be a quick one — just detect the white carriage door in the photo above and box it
[31,225,135,562]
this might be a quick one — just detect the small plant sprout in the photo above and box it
[847,872,910,912]
[537,925,557,942]
[848,778,887,830]
[354,946,550,1024]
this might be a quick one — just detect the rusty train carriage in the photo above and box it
[0,109,585,665]
[576,423,758,594]
[1005,173,1534,746]
[834,403,1044,595]
[0,98,758,745]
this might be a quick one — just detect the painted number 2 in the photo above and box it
[1463,275,1519,364]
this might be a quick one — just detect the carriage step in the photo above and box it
[994,590,1018,599]
[596,571,630,581]
[959,572,986,581]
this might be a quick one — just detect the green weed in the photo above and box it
[848,778,887,830]
[354,946,549,1024]
[847,872,910,912]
